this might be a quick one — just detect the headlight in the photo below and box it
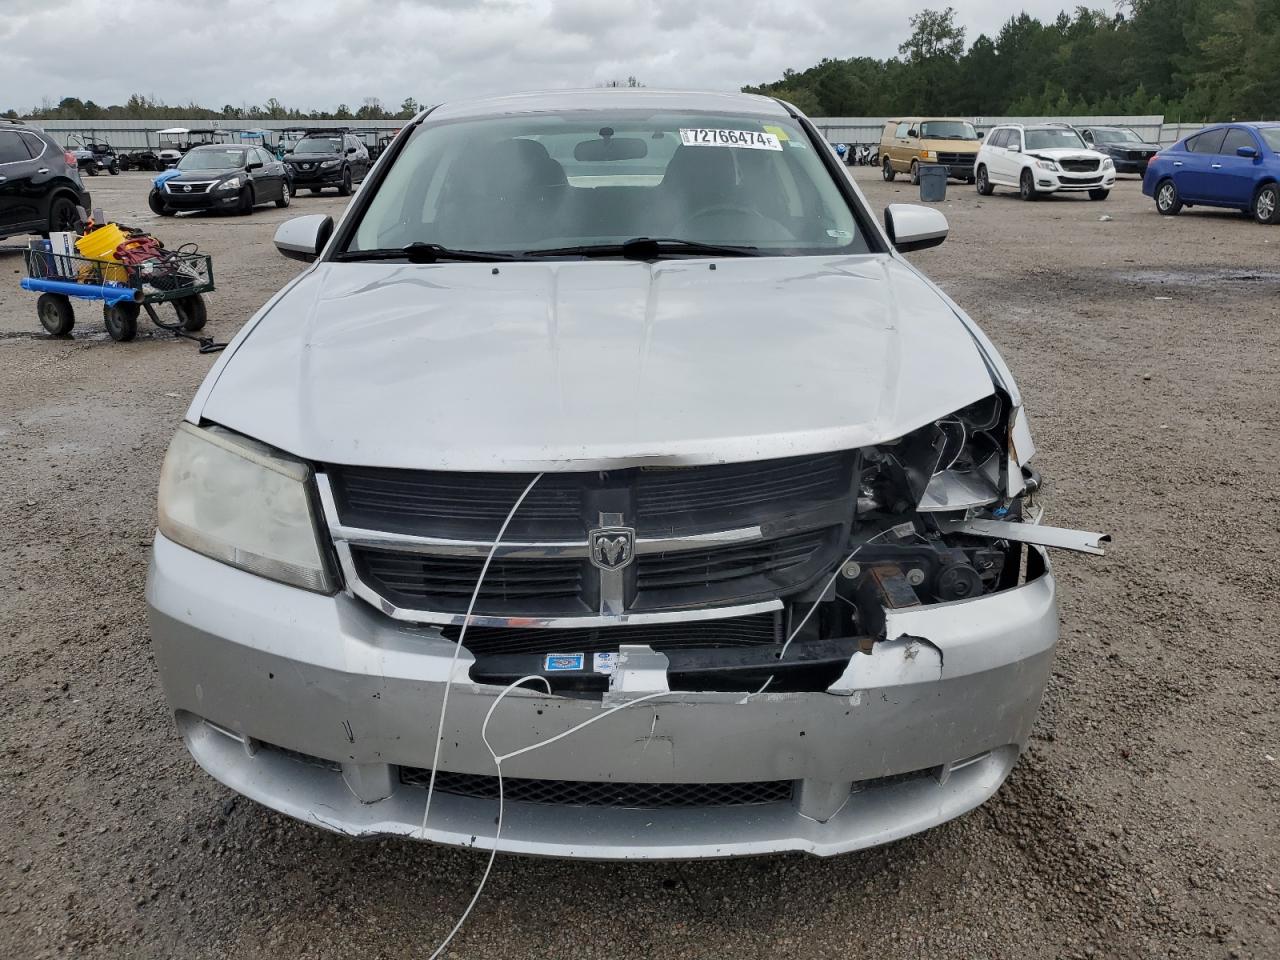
[1033,159,1058,171]
[157,423,334,592]
[216,176,242,191]
[1101,157,1114,169]
[320,158,341,168]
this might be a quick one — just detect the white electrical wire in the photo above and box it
[419,477,909,957]
[418,472,544,837]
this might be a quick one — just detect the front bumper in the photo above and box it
[1034,169,1117,192]
[159,187,241,211]
[147,533,1059,859]
[287,164,344,186]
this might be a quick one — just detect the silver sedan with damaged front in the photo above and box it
[146,89,1107,860]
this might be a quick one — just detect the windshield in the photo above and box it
[178,148,246,171]
[294,138,342,155]
[1093,128,1142,143]
[347,110,868,257]
[920,121,978,140]
[1259,128,1280,151]
[1025,128,1086,151]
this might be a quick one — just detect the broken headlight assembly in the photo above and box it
[157,423,335,592]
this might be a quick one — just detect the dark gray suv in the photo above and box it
[0,120,91,240]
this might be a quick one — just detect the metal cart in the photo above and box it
[21,247,214,343]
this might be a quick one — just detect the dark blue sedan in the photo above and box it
[1143,123,1280,224]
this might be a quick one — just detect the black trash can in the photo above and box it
[918,163,948,202]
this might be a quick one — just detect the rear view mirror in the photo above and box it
[1007,143,1021,153]
[274,214,334,263]
[1238,145,1259,158]
[246,161,263,171]
[884,203,948,253]
[574,137,647,162]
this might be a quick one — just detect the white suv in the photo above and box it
[976,124,1115,200]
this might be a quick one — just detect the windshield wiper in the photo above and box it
[527,237,759,260]
[336,243,522,263]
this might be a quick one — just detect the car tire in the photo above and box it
[237,186,255,215]
[1019,169,1037,201]
[910,161,920,186]
[882,157,895,182]
[86,165,98,177]
[147,191,172,217]
[1155,178,1182,216]
[276,180,291,208]
[976,165,993,196]
[108,162,120,175]
[338,168,353,196]
[46,195,79,235]
[102,302,139,342]
[1089,189,1110,201]
[174,294,207,331]
[1251,183,1279,225]
[37,294,75,336]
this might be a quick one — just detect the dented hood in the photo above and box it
[198,255,996,470]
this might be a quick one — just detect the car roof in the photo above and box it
[427,88,790,122]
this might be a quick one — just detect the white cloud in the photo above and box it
[0,0,1079,113]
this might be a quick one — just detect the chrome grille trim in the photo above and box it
[317,473,784,628]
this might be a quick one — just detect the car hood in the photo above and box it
[171,167,242,180]
[198,255,998,471]
[1099,141,1159,151]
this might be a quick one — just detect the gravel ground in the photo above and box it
[1,168,1277,959]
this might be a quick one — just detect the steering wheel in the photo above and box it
[672,203,771,235]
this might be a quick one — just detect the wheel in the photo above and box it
[309,187,322,194]
[46,195,79,234]
[1019,169,1037,201]
[1155,178,1182,216]
[102,301,139,342]
[910,160,920,186]
[275,180,291,208]
[881,157,895,182]
[338,167,353,196]
[976,164,993,196]
[237,186,255,215]
[1089,189,1110,201]
[108,162,120,175]
[1252,183,1279,224]
[86,164,98,176]
[173,294,207,332]
[148,190,173,216]
[37,294,74,336]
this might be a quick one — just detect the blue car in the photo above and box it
[1143,123,1280,224]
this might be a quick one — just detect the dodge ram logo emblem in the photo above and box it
[589,527,635,571]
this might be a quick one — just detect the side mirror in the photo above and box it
[347,146,358,154]
[884,203,948,253]
[274,214,334,263]
[166,163,177,169]
[1007,143,1021,153]
[246,161,263,171]
[1237,145,1259,158]
[907,128,918,138]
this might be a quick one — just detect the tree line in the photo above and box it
[2,94,424,123]
[743,1,1280,122]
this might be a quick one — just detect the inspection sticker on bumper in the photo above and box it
[544,653,584,672]
[679,128,782,151]
[592,652,617,675]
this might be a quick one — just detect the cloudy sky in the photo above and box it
[2,0,1073,112]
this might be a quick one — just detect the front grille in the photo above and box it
[352,548,588,616]
[399,768,794,808]
[327,452,854,541]
[636,527,834,595]
[935,152,976,166]
[1059,158,1099,173]
[444,611,780,656]
[1062,175,1103,185]
[167,181,212,193]
[260,742,340,772]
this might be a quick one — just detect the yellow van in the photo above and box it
[879,118,981,184]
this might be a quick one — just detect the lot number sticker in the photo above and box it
[679,128,782,151]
